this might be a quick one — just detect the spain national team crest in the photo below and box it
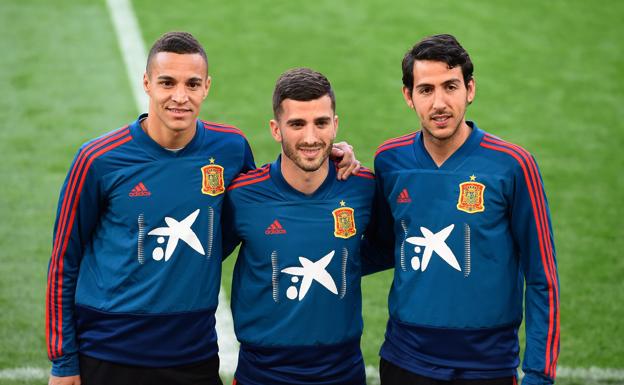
[332,200,357,239]
[457,175,485,213]
[201,158,225,196]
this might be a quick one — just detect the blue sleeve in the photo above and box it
[46,147,103,376]
[242,138,256,173]
[221,191,241,260]
[361,169,395,275]
[510,156,559,385]
[220,138,252,259]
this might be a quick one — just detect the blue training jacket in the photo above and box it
[371,122,559,385]
[222,156,376,385]
[46,114,254,376]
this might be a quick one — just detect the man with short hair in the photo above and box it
[371,34,560,384]
[46,32,359,385]
[222,67,375,385]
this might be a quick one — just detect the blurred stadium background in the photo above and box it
[0,0,622,384]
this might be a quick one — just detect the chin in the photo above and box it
[298,159,324,172]
[425,126,458,140]
[168,120,194,131]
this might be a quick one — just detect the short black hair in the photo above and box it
[402,34,473,90]
[146,31,208,76]
[272,68,335,119]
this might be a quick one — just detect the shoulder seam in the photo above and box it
[228,165,271,191]
[354,166,375,179]
[202,121,246,138]
[379,131,417,146]
[375,132,417,157]
[479,134,533,164]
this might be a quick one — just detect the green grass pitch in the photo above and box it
[1,0,622,384]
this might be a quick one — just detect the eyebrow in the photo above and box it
[286,118,306,125]
[156,75,204,83]
[314,117,332,124]
[286,116,332,125]
[415,78,462,88]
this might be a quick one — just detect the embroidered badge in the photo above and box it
[201,158,225,196]
[457,175,485,214]
[332,200,357,239]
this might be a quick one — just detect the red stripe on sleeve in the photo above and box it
[47,129,130,359]
[375,132,418,157]
[201,120,240,131]
[227,173,271,190]
[484,135,560,369]
[375,139,415,157]
[54,135,132,357]
[484,135,559,376]
[481,136,559,377]
[229,165,270,184]
[379,132,417,147]
[48,128,129,358]
[203,122,246,138]
[355,171,375,179]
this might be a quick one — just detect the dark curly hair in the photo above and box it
[402,34,473,90]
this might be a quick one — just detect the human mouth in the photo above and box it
[431,114,451,127]
[298,146,323,158]
[166,107,192,116]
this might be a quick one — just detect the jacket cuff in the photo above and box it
[522,371,554,385]
[51,353,80,377]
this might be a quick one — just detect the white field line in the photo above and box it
[365,365,624,384]
[3,365,624,382]
[0,367,47,380]
[105,0,239,377]
[105,0,149,113]
[216,289,239,374]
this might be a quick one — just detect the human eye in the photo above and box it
[316,119,330,128]
[446,83,459,91]
[418,86,432,95]
[159,80,174,88]
[188,81,201,90]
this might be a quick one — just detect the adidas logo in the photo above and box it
[265,219,286,235]
[397,188,411,203]
[129,182,151,197]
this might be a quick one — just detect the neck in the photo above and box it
[280,155,329,195]
[141,116,196,149]
[422,121,472,167]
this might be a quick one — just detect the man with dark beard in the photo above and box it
[222,67,376,385]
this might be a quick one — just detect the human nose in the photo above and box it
[432,89,446,110]
[172,85,188,104]
[301,125,319,144]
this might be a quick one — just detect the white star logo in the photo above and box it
[405,224,460,272]
[281,250,338,300]
[147,209,205,261]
